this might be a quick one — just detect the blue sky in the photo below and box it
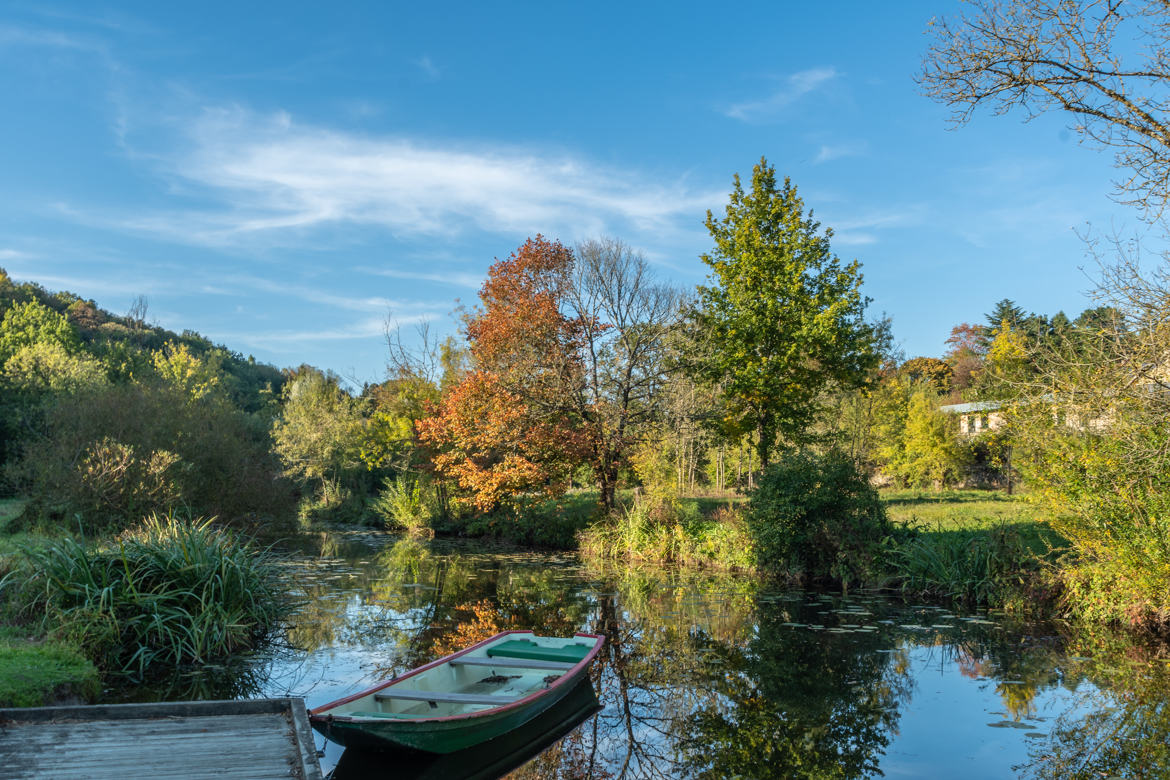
[0,1,1143,383]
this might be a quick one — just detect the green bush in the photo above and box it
[8,514,289,678]
[748,450,892,586]
[1022,420,1170,633]
[371,475,435,535]
[12,383,295,534]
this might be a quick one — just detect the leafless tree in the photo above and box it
[126,294,149,330]
[568,238,683,510]
[921,0,1170,216]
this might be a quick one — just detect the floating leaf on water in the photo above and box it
[1024,732,1047,739]
[999,680,1026,685]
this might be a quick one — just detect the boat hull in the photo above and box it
[330,678,601,779]
[310,631,604,754]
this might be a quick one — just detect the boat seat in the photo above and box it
[485,640,592,665]
[374,690,516,705]
[449,656,575,671]
[349,711,417,719]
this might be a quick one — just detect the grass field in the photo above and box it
[878,488,1067,607]
[882,488,1051,530]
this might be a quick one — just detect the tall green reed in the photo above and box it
[9,514,289,679]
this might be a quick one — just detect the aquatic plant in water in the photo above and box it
[9,514,289,678]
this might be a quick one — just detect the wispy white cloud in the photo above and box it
[99,106,720,249]
[211,272,451,318]
[725,67,838,122]
[415,55,440,80]
[213,312,438,355]
[0,248,30,260]
[813,141,867,165]
[5,268,162,300]
[0,24,91,50]
[359,266,483,289]
[834,232,877,247]
[0,23,115,69]
[826,206,926,248]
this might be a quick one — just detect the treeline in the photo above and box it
[828,298,1123,491]
[0,269,293,533]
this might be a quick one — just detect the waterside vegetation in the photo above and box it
[3,139,1170,706]
[4,515,288,681]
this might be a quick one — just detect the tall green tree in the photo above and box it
[272,366,365,501]
[695,158,879,468]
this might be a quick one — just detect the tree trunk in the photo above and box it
[598,461,619,513]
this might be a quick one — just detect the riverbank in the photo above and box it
[0,508,287,706]
[571,486,1068,616]
[0,486,1078,709]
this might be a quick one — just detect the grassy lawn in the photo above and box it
[882,488,1067,564]
[0,629,99,707]
[882,488,1051,530]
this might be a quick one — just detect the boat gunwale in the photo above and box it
[308,630,604,725]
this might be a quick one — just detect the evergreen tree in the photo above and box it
[695,158,879,468]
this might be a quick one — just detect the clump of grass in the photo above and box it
[883,523,1055,608]
[0,638,99,707]
[6,514,289,679]
[578,500,754,572]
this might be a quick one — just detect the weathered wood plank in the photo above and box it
[0,698,322,780]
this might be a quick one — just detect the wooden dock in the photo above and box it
[0,697,324,779]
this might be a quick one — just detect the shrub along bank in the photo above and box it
[576,453,1065,616]
[1,514,289,682]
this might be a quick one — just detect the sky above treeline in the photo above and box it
[0,1,1148,383]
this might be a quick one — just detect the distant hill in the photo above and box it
[0,267,285,412]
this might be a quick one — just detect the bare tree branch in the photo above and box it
[921,0,1170,217]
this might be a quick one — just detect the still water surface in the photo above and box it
[116,531,1170,779]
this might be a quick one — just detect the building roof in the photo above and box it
[938,400,1002,414]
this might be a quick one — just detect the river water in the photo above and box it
[118,530,1170,779]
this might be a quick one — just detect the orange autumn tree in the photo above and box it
[419,235,679,513]
[418,236,588,512]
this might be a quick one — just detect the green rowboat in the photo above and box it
[308,630,605,754]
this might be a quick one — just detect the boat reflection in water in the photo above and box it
[329,677,602,780]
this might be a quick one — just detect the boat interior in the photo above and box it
[333,633,599,720]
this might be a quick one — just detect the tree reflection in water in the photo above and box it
[102,533,1170,778]
[1019,633,1170,780]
